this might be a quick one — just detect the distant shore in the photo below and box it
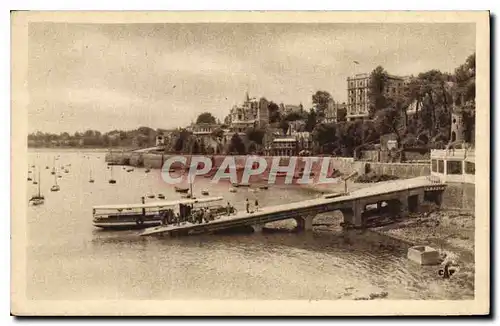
[28,146,135,151]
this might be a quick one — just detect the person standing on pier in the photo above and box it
[141,197,146,217]
[246,198,250,213]
[254,199,259,212]
[203,208,210,223]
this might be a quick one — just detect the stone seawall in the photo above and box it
[359,162,430,179]
[105,152,430,179]
[104,151,131,165]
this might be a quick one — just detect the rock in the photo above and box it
[369,291,389,300]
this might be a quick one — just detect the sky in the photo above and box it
[27,23,475,134]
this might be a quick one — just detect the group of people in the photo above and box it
[160,206,215,226]
[245,198,259,213]
[156,199,254,227]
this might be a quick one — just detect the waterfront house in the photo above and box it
[228,92,269,129]
[279,103,304,116]
[266,137,298,156]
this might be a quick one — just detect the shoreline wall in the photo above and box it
[105,152,429,179]
[441,183,475,212]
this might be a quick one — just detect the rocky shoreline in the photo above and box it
[369,205,475,295]
[266,198,475,299]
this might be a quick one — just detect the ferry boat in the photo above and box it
[92,196,224,230]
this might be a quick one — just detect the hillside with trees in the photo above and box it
[307,53,476,156]
[29,54,475,157]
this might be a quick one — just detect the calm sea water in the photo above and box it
[26,149,473,300]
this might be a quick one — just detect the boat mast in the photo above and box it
[189,168,194,196]
[88,157,92,179]
[38,168,41,197]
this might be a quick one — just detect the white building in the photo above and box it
[346,73,408,121]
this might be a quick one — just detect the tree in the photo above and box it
[283,111,305,122]
[368,66,389,117]
[211,127,224,139]
[199,139,207,155]
[374,107,405,145]
[312,91,333,118]
[337,107,347,122]
[312,123,337,154]
[229,133,246,154]
[360,120,380,145]
[415,70,450,139]
[60,132,70,139]
[246,127,265,145]
[268,101,281,123]
[305,109,317,132]
[279,120,290,135]
[196,112,217,124]
[248,141,257,154]
[454,53,475,103]
[138,126,154,135]
[191,139,200,154]
[174,129,190,152]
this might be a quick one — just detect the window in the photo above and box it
[465,161,475,175]
[438,160,444,173]
[431,159,437,172]
[447,160,462,175]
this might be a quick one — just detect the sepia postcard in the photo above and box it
[11,11,490,316]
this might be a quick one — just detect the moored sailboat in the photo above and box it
[51,157,56,175]
[108,165,116,184]
[88,157,95,183]
[50,171,60,192]
[29,170,44,205]
[32,166,38,184]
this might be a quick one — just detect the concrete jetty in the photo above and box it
[140,176,446,237]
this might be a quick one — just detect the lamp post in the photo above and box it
[342,171,359,194]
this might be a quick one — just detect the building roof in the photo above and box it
[273,138,297,142]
